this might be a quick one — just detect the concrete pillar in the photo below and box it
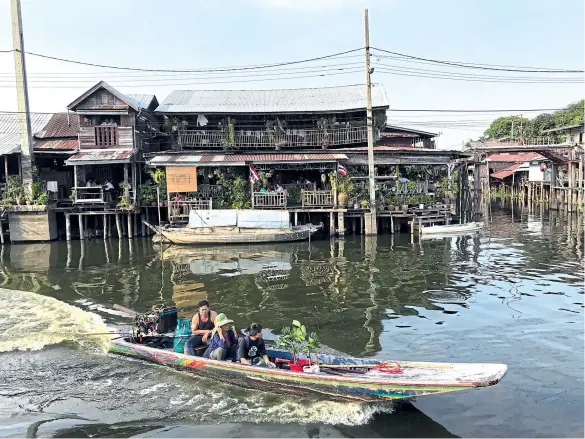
[294,211,298,226]
[337,212,345,236]
[329,212,335,236]
[103,214,108,240]
[65,213,71,241]
[78,214,84,241]
[115,214,122,238]
[390,215,394,234]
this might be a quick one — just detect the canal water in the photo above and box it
[0,206,583,438]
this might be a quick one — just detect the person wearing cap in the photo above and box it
[203,313,238,361]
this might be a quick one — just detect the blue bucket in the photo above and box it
[173,318,192,353]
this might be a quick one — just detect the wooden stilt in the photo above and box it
[122,214,128,238]
[390,215,394,234]
[103,214,107,240]
[65,213,71,241]
[78,214,84,240]
[107,215,111,238]
[141,211,146,237]
[115,214,122,238]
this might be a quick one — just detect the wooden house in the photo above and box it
[65,81,162,207]
[148,84,389,217]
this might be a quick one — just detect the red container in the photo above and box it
[289,359,311,372]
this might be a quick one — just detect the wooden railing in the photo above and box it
[196,184,224,198]
[252,191,287,209]
[301,190,335,208]
[178,126,377,149]
[281,182,316,192]
[74,187,104,203]
[79,126,134,149]
[169,199,212,223]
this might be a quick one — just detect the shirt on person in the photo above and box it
[203,330,237,358]
[236,336,266,362]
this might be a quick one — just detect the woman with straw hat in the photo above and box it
[203,313,238,361]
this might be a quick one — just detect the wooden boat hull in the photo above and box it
[421,222,484,235]
[152,224,320,245]
[109,338,507,402]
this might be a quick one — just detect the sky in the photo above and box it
[0,0,583,149]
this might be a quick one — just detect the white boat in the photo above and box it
[421,221,484,235]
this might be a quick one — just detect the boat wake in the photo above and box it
[0,288,111,353]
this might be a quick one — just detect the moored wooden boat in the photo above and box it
[109,336,507,402]
[421,221,484,235]
[148,223,321,245]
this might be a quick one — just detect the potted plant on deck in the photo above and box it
[276,320,319,372]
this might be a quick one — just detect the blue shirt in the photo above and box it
[204,330,237,358]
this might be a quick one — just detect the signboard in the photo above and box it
[166,166,197,193]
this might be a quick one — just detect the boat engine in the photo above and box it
[133,306,178,339]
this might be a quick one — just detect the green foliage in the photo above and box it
[147,168,167,194]
[287,186,301,204]
[35,192,49,205]
[484,115,530,140]
[275,320,320,363]
[219,117,237,148]
[265,118,287,148]
[553,100,584,127]
[139,184,157,204]
[4,175,25,204]
[29,182,42,202]
[213,169,251,209]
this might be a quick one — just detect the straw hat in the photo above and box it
[214,313,234,328]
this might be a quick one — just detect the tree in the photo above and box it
[483,116,530,140]
[552,100,584,127]
[525,113,555,138]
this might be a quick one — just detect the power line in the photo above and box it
[371,47,584,73]
[6,48,364,73]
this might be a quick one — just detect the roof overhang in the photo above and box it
[76,110,130,115]
[65,148,135,166]
[146,152,348,167]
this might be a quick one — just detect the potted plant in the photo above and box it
[359,199,370,209]
[35,192,49,206]
[275,320,316,372]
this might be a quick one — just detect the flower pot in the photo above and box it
[419,204,424,209]
[401,204,408,211]
[353,202,359,209]
[338,192,348,208]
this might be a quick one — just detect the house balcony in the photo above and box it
[79,125,134,148]
[177,126,377,149]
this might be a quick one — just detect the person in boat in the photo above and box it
[237,323,275,368]
[185,300,217,356]
[203,313,238,361]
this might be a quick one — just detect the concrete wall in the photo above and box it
[8,208,58,242]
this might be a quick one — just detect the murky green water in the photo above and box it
[0,205,583,437]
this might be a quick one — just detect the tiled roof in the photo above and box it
[156,84,389,114]
[65,149,135,165]
[486,152,544,162]
[147,153,347,167]
[35,113,79,139]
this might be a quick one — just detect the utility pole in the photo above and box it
[11,0,34,184]
[364,8,377,235]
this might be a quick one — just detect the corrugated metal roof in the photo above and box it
[0,113,53,155]
[156,84,389,114]
[384,125,438,137]
[127,94,157,110]
[147,153,348,167]
[491,164,525,180]
[35,113,79,139]
[65,149,135,165]
[34,138,78,151]
[486,152,544,162]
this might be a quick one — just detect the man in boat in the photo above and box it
[185,300,217,356]
[237,323,275,368]
[203,313,238,361]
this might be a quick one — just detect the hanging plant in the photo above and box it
[219,117,237,149]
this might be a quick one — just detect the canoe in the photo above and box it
[421,222,484,235]
[109,336,507,402]
[148,223,321,245]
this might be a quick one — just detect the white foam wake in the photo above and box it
[0,288,111,352]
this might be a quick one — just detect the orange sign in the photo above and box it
[166,166,198,193]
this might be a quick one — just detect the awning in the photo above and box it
[65,149,135,166]
[491,164,524,180]
[147,153,347,167]
[34,138,78,153]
